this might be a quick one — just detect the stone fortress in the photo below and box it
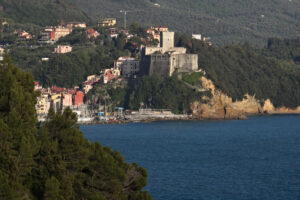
[140,31,198,77]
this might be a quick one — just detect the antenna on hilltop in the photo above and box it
[120,9,143,29]
[120,10,128,29]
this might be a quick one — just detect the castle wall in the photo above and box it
[144,47,163,55]
[148,54,171,77]
[170,54,198,75]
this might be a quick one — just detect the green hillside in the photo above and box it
[0,0,90,26]
[69,0,300,45]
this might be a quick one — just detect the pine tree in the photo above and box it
[0,55,39,197]
[0,56,152,199]
[44,176,62,200]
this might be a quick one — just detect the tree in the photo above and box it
[44,177,62,200]
[0,56,152,199]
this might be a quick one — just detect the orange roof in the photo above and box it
[87,28,96,34]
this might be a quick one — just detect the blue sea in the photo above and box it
[80,115,300,200]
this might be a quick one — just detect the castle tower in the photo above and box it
[160,31,174,52]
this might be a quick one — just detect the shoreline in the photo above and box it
[77,112,300,125]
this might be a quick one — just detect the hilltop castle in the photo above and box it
[140,31,198,77]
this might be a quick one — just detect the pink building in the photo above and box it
[62,93,73,107]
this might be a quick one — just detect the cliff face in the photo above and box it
[191,77,300,120]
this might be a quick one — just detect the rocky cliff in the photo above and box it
[191,77,300,120]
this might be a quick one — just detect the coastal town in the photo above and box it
[0,18,211,123]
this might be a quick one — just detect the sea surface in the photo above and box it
[80,115,300,200]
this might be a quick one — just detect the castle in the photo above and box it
[140,31,198,77]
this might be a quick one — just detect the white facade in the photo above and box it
[54,45,72,54]
[192,34,202,40]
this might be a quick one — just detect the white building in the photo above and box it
[54,45,72,54]
[192,34,202,40]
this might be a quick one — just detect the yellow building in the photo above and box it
[51,93,62,112]
[36,95,50,115]
[99,18,117,27]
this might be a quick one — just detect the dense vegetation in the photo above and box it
[262,38,300,64]
[0,57,151,199]
[88,75,211,114]
[69,0,300,45]
[2,0,300,45]
[0,0,90,26]
[175,35,300,108]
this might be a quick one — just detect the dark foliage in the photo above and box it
[175,35,300,108]
[0,57,151,199]
[69,0,300,45]
[0,0,90,26]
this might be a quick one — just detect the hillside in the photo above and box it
[0,0,90,26]
[70,0,300,45]
[0,56,151,199]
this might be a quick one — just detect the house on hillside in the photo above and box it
[67,22,86,29]
[103,70,115,84]
[86,28,100,39]
[17,31,32,40]
[146,26,168,45]
[99,18,117,27]
[39,26,72,44]
[54,45,72,54]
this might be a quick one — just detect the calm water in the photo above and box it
[80,115,300,200]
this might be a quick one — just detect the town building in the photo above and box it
[192,34,202,40]
[99,18,117,27]
[34,81,42,91]
[154,26,168,32]
[51,85,64,94]
[39,26,72,44]
[120,60,140,77]
[114,57,139,77]
[83,83,94,94]
[86,28,100,39]
[86,75,97,81]
[66,22,86,29]
[36,94,51,115]
[140,31,198,77]
[0,47,5,55]
[51,93,62,112]
[62,93,73,107]
[41,57,49,61]
[54,45,72,54]
[146,26,168,45]
[103,70,116,84]
[17,31,32,40]
[111,68,121,77]
[114,56,135,70]
[109,28,119,38]
[73,91,84,106]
